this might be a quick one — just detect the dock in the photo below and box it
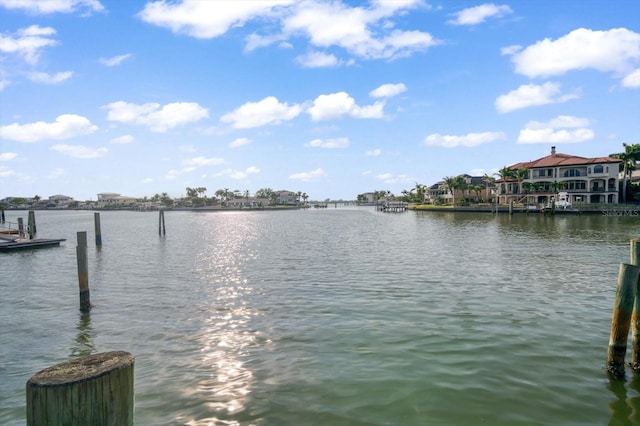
[0,235,66,252]
[377,202,408,212]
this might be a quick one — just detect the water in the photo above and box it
[0,208,638,425]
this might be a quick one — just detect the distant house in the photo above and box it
[498,146,622,205]
[96,192,137,207]
[225,197,270,208]
[425,175,494,204]
[48,194,74,207]
[276,190,298,205]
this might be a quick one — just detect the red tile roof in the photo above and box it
[510,152,621,169]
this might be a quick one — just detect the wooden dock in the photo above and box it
[0,235,66,252]
[377,202,408,212]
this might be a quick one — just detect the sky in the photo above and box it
[0,0,639,202]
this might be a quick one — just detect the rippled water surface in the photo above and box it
[1,208,639,425]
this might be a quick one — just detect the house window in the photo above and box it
[564,169,581,177]
[594,165,604,173]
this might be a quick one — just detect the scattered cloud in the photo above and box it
[0,0,104,15]
[109,135,135,144]
[138,0,438,62]
[227,166,261,179]
[370,83,407,98]
[0,25,58,64]
[27,71,73,84]
[295,51,341,68]
[495,82,579,113]
[179,145,197,152]
[99,53,132,67]
[424,131,505,147]
[0,152,17,161]
[289,167,326,181]
[305,137,349,148]
[365,149,381,156]
[0,114,98,142]
[448,3,513,26]
[50,144,108,159]
[0,166,16,177]
[141,177,153,184]
[517,115,594,144]
[376,173,413,184]
[220,96,301,128]
[47,168,66,179]
[229,137,251,148]
[105,101,209,132]
[622,69,640,88]
[510,28,640,79]
[0,80,9,91]
[308,92,385,121]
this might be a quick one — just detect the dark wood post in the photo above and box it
[28,210,37,236]
[608,262,640,377]
[26,351,134,425]
[94,212,102,246]
[76,231,91,312]
[629,239,640,371]
[18,217,25,238]
[159,210,165,235]
[1,208,5,223]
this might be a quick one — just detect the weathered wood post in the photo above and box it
[28,210,37,236]
[629,239,640,371]
[509,199,513,215]
[18,217,25,238]
[1,208,5,223]
[158,209,166,235]
[26,351,135,425]
[607,262,640,377]
[94,212,102,246]
[76,231,91,312]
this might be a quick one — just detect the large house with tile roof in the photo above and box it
[497,146,622,206]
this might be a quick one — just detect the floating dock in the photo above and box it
[0,235,66,252]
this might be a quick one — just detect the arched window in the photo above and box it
[594,165,604,173]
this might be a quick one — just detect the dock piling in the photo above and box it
[628,239,640,371]
[607,262,640,377]
[94,212,102,246]
[28,210,36,238]
[26,351,134,426]
[76,231,91,312]
[1,208,5,223]
[159,210,166,235]
[17,218,25,238]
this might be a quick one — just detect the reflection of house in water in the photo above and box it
[499,146,622,206]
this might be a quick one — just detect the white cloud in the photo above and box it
[105,101,209,132]
[376,173,413,184]
[229,137,251,148]
[228,166,261,179]
[369,83,407,98]
[295,51,341,68]
[141,177,153,184]
[0,80,9,90]
[0,0,104,14]
[138,0,295,39]
[0,166,16,177]
[182,156,224,167]
[305,137,349,148]
[109,135,135,144]
[50,144,108,159]
[179,145,197,152]
[308,92,385,121]
[424,131,505,148]
[0,114,98,142]
[511,28,640,78]
[365,149,381,156]
[289,167,326,181]
[495,82,579,113]
[0,25,58,64]
[448,3,512,26]
[220,96,301,128]
[517,115,594,144]
[27,71,73,84]
[99,54,132,67]
[622,69,640,88]
[0,152,17,161]
[47,168,66,179]
[501,45,521,56]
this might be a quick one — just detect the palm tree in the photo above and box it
[443,176,457,205]
[482,174,496,202]
[514,167,529,195]
[496,166,515,204]
[302,193,308,205]
[610,143,640,203]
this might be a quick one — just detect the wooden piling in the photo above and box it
[159,210,166,235]
[94,212,102,246]
[26,351,134,426]
[509,200,513,215]
[1,208,5,223]
[76,231,91,312]
[18,217,25,238]
[607,262,640,377]
[629,239,640,371]
[28,210,37,235]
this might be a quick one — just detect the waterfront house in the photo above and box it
[497,146,622,206]
[96,192,138,208]
[425,175,494,204]
[276,190,298,206]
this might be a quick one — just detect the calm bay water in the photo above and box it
[1,208,639,425]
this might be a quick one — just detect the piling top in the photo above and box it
[27,351,134,387]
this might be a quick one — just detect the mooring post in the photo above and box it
[18,217,25,238]
[1,208,5,223]
[158,209,166,235]
[76,231,91,312]
[26,351,135,426]
[607,262,640,377]
[94,212,102,246]
[629,239,640,371]
[28,210,37,234]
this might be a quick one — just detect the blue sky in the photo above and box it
[1,0,639,202]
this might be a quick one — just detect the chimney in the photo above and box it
[551,146,556,157]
